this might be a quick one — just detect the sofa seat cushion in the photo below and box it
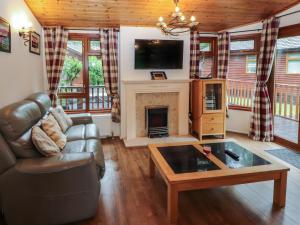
[66,124,99,141]
[62,139,105,178]
[65,125,85,141]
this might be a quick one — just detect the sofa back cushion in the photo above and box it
[0,100,43,158]
[26,92,51,116]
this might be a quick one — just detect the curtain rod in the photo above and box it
[199,9,300,35]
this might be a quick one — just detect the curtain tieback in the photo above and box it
[111,94,120,99]
[256,82,267,87]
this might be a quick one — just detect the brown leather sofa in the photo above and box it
[0,92,105,225]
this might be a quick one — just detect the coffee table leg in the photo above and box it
[149,156,155,178]
[273,171,287,207]
[168,184,178,225]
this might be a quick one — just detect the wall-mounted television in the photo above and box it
[134,39,184,69]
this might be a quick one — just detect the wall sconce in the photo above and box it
[18,24,34,46]
[12,12,35,45]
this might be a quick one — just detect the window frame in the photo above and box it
[227,34,260,112]
[58,33,111,114]
[199,37,218,77]
[230,34,260,55]
[286,52,300,75]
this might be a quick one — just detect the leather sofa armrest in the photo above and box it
[69,114,93,125]
[0,153,100,225]
[15,153,95,174]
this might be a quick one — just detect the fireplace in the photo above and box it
[146,106,169,138]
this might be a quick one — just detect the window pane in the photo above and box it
[90,40,100,51]
[247,55,256,60]
[199,55,213,77]
[60,40,84,93]
[246,55,257,73]
[230,40,255,51]
[287,60,300,73]
[288,53,300,59]
[247,61,257,73]
[88,56,111,110]
[274,35,300,143]
[57,98,86,111]
[200,42,211,52]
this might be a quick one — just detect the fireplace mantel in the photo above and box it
[120,79,194,146]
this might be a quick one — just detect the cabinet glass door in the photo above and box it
[204,82,224,113]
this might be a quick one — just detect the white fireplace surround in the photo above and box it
[121,79,196,146]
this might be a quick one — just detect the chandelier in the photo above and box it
[157,0,199,36]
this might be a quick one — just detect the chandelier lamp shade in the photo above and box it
[157,0,199,36]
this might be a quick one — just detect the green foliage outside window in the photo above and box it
[89,56,104,85]
[61,56,82,86]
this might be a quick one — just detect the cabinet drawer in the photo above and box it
[202,123,224,135]
[202,114,224,124]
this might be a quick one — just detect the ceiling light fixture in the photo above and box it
[157,0,199,36]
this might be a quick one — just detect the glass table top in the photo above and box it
[157,142,271,174]
[201,142,271,169]
[158,145,220,174]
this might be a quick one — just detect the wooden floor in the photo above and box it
[1,133,300,225]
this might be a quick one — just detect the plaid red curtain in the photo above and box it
[190,31,200,78]
[249,17,280,141]
[44,26,68,107]
[217,32,230,79]
[100,28,120,123]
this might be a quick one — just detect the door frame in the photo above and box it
[271,23,300,151]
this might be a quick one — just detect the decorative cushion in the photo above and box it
[41,114,67,149]
[31,126,61,157]
[51,106,73,132]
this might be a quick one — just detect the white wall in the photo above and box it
[119,26,190,81]
[226,3,300,134]
[0,0,45,108]
[119,26,190,138]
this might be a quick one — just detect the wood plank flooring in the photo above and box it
[1,133,300,225]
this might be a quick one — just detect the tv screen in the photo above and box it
[134,39,184,69]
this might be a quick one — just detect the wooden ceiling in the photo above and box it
[24,0,300,32]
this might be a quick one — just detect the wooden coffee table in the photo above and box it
[148,140,289,225]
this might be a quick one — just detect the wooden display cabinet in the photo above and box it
[191,79,226,140]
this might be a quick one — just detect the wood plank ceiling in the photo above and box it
[24,0,300,32]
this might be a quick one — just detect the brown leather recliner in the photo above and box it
[0,93,105,225]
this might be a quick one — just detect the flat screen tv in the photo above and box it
[134,39,184,69]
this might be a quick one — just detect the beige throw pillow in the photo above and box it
[51,106,73,132]
[41,114,67,150]
[32,126,61,157]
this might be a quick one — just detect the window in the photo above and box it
[58,34,112,113]
[246,55,257,73]
[227,35,259,111]
[200,42,211,52]
[231,40,255,51]
[230,34,259,54]
[199,37,217,77]
[286,53,300,74]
